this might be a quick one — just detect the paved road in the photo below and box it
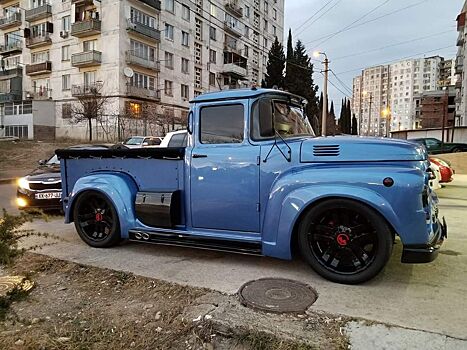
[4,176,467,341]
[0,183,19,214]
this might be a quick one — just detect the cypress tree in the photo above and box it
[351,114,358,135]
[264,37,285,89]
[346,99,352,133]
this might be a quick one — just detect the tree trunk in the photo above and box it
[88,118,92,141]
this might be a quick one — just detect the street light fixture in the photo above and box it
[314,51,329,137]
[381,107,391,137]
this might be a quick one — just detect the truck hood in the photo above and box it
[300,136,427,163]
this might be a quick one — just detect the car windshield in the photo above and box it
[46,155,60,165]
[273,101,314,138]
[124,137,144,145]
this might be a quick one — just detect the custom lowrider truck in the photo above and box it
[56,88,447,284]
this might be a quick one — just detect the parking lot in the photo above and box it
[0,175,465,341]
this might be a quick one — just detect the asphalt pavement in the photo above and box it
[2,176,467,344]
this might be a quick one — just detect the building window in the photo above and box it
[263,19,268,31]
[165,51,174,69]
[264,1,268,13]
[245,5,250,17]
[181,58,189,74]
[195,18,203,40]
[209,26,216,40]
[165,80,173,96]
[195,67,202,88]
[263,38,268,48]
[83,39,97,52]
[62,15,70,32]
[62,74,70,91]
[84,71,96,86]
[182,31,189,46]
[165,0,175,13]
[130,8,157,28]
[244,45,249,57]
[128,102,142,117]
[209,49,216,63]
[62,103,71,119]
[273,25,276,36]
[209,72,216,86]
[130,40,156,61]
[130,72,155,90]
[244,26,249,37]
[61,45,70,61]
[31,50,49,63]
[165,23,174,40]
[181,84,189,99]
[182,4,190,20]
[273,8,277,19]
[210,4,216,17]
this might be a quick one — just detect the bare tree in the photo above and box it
[70,82,110,141]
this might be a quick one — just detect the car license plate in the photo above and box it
[35,192,61,200]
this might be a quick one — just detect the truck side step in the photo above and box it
[128,229,262,255]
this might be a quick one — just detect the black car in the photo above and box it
[16,145,110,210]
[409,137,467,154]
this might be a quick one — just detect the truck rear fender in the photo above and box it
[65,172,138,238]
[262,185,402,260]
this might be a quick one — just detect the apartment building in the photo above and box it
[456,3,467,127]
[0,0,284,140]
[351,56,444,135]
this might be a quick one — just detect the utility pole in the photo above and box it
[366,92,373,136]
[314,51,329,137]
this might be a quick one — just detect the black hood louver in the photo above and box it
[313,145,340,157]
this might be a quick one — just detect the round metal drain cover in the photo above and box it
[238,278,317,313]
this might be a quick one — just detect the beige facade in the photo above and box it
[0,0,284,140]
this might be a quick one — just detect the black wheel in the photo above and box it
[452,147,462,153]
[298,198,393,284]
[73,191,121,248]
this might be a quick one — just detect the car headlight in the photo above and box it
[17,177,30,190]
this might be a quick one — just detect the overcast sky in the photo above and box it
[284,0,462,113]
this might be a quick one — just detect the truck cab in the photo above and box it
[57,88,446,284]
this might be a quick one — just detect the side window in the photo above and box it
[168,133,187,147]
[200,104,244,144]
[426,139,439,148]
[251,98,273,140]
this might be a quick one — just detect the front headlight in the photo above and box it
[17,177,30,190]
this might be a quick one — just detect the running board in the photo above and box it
[128,229,262,255]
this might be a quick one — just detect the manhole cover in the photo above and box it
[0,276,34,297]
[238,278,318,313]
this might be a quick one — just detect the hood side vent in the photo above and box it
[313,145,340,157]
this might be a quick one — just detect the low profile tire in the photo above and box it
[298,198,393,284]
[73,191,121,248]
[452,147,461,153]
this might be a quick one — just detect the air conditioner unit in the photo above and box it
[60,31,68,38]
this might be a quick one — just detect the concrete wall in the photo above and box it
[391,127,467,143]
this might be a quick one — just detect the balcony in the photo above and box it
[125,51,160,71]
[223,42,243,56]
[126,85,161,100]
[224,0,243,17]
[71,19,102,38]
[26,33,52,49]
[71,83,102,97]
[0,92,21,103]
[456,80,462,88]
[26,61,52,76]
[0,41,22,55]
[0,13,21,29]
[71,50,102,68]
[127,19,160,41]
[27,90,52,100]
[135,0,161,10]
[25,4,52,22]
[456,58,464,74]
[457,33,465,47]
[224,21,242,37]
[222,63,247,79]
[0,66,22,78]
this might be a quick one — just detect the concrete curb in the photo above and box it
[0,178,16,185]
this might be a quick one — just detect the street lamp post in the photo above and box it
[362,91,373,136]
[314,51,329,137]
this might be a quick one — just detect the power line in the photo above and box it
[303,0,430,46]
[314,0,391,48]
[335,44,456,75]
[294,0,336,32]
[320,71,351,98]
[295,0,344,37]
[329,69,353,94]
[332,29,454,61]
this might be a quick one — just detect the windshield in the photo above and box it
[46,155,60,165]
[124,137,144,145]
[273,101,314,138]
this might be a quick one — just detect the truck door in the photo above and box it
[190,102,260,232]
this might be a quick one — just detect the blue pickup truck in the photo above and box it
[56,88,446,284]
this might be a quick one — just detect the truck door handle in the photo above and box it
[192,154,207,158]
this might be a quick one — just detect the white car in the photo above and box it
[428,162,441,190]
[122,136,163,148]
[160,130,187,148]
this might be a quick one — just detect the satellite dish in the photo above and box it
[123,67,134,78]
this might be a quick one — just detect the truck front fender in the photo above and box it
[262,185,400,260]
[64,172,138,239]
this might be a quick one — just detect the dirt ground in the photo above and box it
[0,141,77,175]
[0,254,348,350]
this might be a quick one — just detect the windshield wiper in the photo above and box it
[263,131,292,163]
